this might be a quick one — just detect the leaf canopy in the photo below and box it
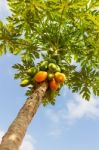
[0,0,99,104]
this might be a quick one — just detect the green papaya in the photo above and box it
[48,73,54,80]
[40,61,48,70]
[20,79,30,87]
[48,63,57,71]
[48,63,61,72]
[27,67,37,76]
[56,65,61,72]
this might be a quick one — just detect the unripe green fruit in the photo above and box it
[20,79,30,87]
[40,61,48,70]
[48,63,61,72]
[27,67,37,76]
[56,65,61,72]
[48,73,54,80]
[48,63,57,71]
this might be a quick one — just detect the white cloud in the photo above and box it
[64,94,99,123]
[45,94,99,138]
[46,94,99,125]
[0,130,4,144]
[20,134,36,150]
[0,130,36,150]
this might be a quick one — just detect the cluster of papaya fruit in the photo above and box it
[20,61,66,91]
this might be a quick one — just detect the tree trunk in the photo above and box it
[0,81,48,150]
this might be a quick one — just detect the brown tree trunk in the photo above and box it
[0,81,48,150]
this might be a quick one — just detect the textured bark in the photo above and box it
[0,81,48,150]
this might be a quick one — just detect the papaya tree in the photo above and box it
[0,0,99,149]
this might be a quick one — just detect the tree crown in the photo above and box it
[0,0,99,105]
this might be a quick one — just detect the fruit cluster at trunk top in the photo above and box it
[20,61,66,91]
[18,61,66,105]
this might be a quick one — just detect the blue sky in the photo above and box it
[0,1,99,150]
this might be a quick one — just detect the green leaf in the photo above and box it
[0,0,99,102]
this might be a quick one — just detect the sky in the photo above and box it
[0,1,99,150]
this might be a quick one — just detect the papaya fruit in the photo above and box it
[56,65,61,72]
[48,63,61,72]
[40,61,48,70]
[20,79,30,87]
[27,67,37,76]
[34,71,47,82]
[49,78,59,91]
[48,63,56,70]
[48,73,54,80]
[54,72,66,83]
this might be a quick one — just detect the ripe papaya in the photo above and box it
[48,73,54,80]
[20,79,30,87]
[40,61,48,70]
[54,72,66,83]
[27,67,37,76]
[34,71,47,82]
[49,78,59,91]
